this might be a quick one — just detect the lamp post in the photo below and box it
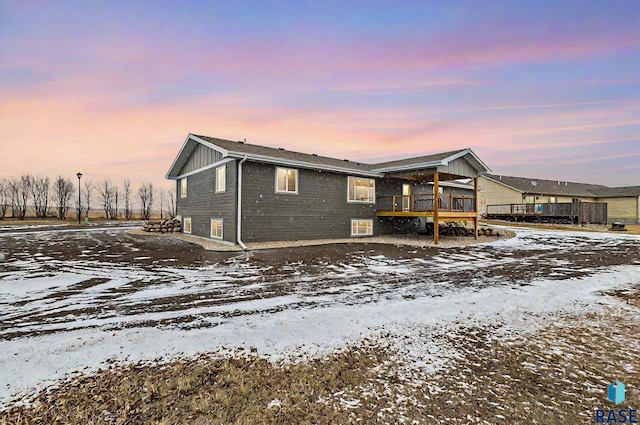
[77,172,83,224]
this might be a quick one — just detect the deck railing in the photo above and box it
[377,194,476,213]
[485,202,607,224]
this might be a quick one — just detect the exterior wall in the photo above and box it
[240,161,377,242]
[477,176,522,215]
[526,195,595,203]
[178,144,223,175]
[598,196,639,224]
[437,157,478,178]
[441,186,474,196]
[374,178,416,235]
[176,161,237,242]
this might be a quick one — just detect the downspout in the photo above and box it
[236,156,248,250]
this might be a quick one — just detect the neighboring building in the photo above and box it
[166,134,492,246]
[478,174,640,224]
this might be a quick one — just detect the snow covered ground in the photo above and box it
[0,226,639,409]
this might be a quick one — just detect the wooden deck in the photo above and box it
[376,193,479,244]
[376,194,476,215]
[485,202,607,224]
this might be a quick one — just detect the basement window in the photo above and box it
[276,167,298,194]
[183,217,192,234]
[180,178,187,198]
[351,219,373,237]
[211,218,223,239]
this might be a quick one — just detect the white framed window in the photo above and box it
[276,167,298,194]
[210,218,223,239]
[183,217,192,234]
[180,178,187,198]
[216,165,226,193]
[348,176,375,203]
[351,219,373,236]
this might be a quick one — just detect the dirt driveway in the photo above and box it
[0,226,639,423]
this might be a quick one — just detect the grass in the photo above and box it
[2,295,638,424]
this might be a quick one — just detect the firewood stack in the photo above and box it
[142,218,182,233]
[438,222,501,237]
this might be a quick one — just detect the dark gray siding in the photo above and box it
[176,161,237,242]
[240,162,376,242]
[178,144,223,176]
[374,178,418,235]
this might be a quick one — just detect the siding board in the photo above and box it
[240,162,377,242]
[437,157,478,178]
[477,176,523,215]
[598,196,639,224]
[178,144,223,176]
[176,161,237,242]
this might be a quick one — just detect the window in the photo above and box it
[216,165,226,193]
[549,197,556,203]
[183,217,192,234]
[351,219,373,236]
[348,176,375,203]
[276,167,298,193]
[523,195,534,204]
[180,178,187,198]
[211,218,223,239]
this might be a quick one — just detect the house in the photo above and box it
[166,134,492,246]
[478,174,640,224]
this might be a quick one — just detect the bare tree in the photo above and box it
[138,182,154,220]
[99,180,114,219]
[83,180,94,218]
[8,179,17,218]
[165,188,176,219]
[123,180,133,220]
[9,176,31,220]
[0,179,9,219]
[30,176,50,218]
[53,176,74,219]
[159,190,165,219]
[113,185,120,219]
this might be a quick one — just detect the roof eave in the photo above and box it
[370,160,445,173]
[479,175,525,193]
[226,151,384,177]
[166,134,231,180]
[444,148,492,173]
[165,134,193,180]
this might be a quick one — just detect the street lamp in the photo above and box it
[77,172,83,224]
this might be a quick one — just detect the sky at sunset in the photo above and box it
[1,0,639,193]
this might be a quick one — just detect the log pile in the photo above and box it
[142,218,181,233]
[438,222,501,237]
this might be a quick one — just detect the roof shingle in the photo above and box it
[483,174,640,198]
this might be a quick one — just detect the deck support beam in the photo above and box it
[473,177,478,239]
[434,171,439,245]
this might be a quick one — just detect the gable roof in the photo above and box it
[481,174,640,198]
[167,133,491,179]
[369,148,491,173]
[193,134,378,175]
[591,186,640,197]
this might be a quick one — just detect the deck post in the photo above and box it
[434,172,439,245]
[473,177,478,239]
